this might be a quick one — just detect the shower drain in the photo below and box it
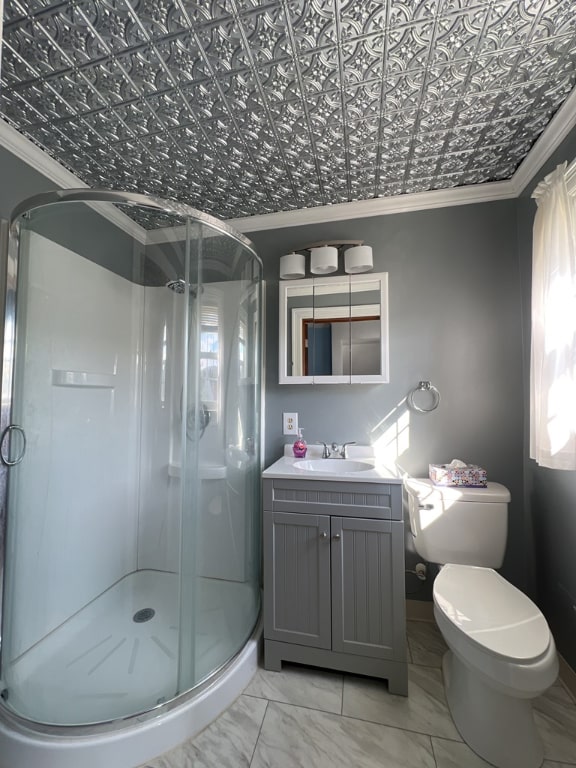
[133,608,155,623]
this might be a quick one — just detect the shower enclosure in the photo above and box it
[0,191,262,745]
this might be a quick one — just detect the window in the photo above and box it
[530,161,576,469]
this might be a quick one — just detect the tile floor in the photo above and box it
[142,620,576,768]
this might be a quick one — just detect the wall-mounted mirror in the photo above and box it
[279,272,389,384]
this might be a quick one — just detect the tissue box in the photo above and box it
[429,463,487,487]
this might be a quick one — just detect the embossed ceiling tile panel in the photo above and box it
[122,0,188,40]
[179,0,232,27]
[469,143,515,168]
[132,134,176,163]
[431,170,468,188]
[14,81,76,123]
[341,33,385,85]
[441,150,480,174]
[0,90,40,126]
[179,81,227,120]
[112,101,157,136]
[299,47,341,93]
[412,131,451,156]
[431,7,489,63]
[479,1,552,54]
[386,20,436,75]
[407,159,440,179]
[351,143,380,166]
[144,91,188,129]
[384,73,426,112]
[445,125,488,151]
[80,60,140,105]
[536,0,576,36]
[85,0,149,52]
[455,96,495,124]
[235,0,278,14]
[0,40,44,87]
[153,35,205,86]
[257,64,302,107]
[468,50,521,92]
[347,119,380,147]
[345,89,381,123]
[2,0,28,23]
[78,110,134,146]
[114,46,176,95]
[378,181,405,196]
[381,108,420,138]
[404,177,435,194]
[379,139,412,164]
[285,1,337,53]
[25,124,78,155]
[191,17,248,74]
[238,5,291,64]
[423,61,470,102]
[378,162,407,182]
[4,17,73,77]
[337,0,387,31]
[35,4,110,67]
[47,70,108,115]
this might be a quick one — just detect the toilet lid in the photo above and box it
[433,564,551,661]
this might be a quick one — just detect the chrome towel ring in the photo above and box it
[407,381,440,413]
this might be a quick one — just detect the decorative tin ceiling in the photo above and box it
[1,0,576,221]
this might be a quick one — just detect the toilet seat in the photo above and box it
[434,564,550,661]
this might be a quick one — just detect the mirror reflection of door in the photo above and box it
[304,316,380,375]
[312,279,350,380]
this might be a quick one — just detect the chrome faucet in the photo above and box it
[319,441,332,458]
[326,441,357,458]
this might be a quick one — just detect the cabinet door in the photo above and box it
[331,517,405,659]
[264,511,331,649]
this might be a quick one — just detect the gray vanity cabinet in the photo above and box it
[263,477,408,695]
[263,511,332,649]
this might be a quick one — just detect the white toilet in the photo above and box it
[404,478,558,768]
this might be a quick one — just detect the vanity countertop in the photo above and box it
[263,444,403,484]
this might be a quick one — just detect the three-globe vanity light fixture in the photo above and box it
[279,241,374,280]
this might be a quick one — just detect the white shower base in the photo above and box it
[4,569,257,725]
[0,570,260,768]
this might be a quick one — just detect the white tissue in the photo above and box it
[447,459,468,468]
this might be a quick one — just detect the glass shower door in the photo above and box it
[0,193,262,729]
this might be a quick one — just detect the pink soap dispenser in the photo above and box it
[293,428,307,458]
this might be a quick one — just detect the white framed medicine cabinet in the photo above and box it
[279,272,389,384]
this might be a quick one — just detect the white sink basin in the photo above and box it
[293,459,374,473]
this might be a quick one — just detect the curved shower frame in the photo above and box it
[0,189,263,766]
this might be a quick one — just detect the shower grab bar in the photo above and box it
[0,425,27,466]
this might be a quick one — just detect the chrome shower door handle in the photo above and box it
[0,425,27,466]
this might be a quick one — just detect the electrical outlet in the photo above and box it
[283,412,299,435]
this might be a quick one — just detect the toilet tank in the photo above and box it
[404,478,511,568]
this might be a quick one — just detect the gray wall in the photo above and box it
[248,199,529,597]
[0,146,56,220]
[517,124,576,672]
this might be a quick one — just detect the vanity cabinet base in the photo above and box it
[264,639,408,696]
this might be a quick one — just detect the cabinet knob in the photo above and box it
[320,531,328,538]
[333,533,341,540]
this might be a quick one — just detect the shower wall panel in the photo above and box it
[135,280,253,583]
[136,285,183,572]
[5,232,143,657]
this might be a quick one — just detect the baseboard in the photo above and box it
[559,654,576,703]
[406,599,434,622]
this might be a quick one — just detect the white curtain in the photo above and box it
[530,162,576,469]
